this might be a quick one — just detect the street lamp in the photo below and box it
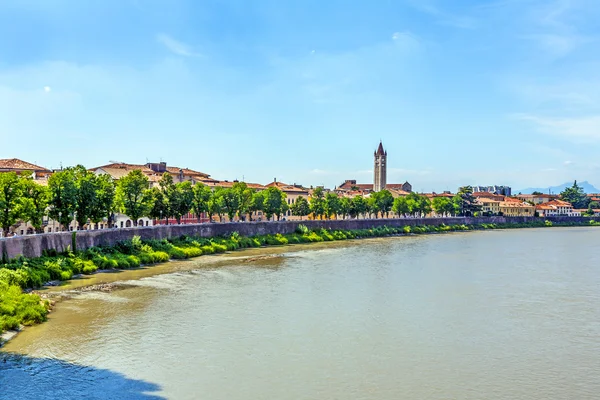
[58,211,62,232]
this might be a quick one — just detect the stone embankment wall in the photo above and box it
[0,216,593,261]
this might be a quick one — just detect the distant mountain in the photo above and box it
[517,181,600,195]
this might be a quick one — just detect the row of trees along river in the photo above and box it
[2,166,590,237]
[0,167,488,236]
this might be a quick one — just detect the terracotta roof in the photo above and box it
[388,188,410,196]
[385,183,410,190]
[165,166,210,178]
[93,162,210,181]
[265,181,309,193]
[500,201,534,208]
[0,158,51,172]
[517,194,558,199]
[205,181,266,190]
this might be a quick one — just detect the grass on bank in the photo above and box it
[1,219,599,334]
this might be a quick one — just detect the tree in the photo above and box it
[158,173,175,224]
[148,187,169,223]
[532,191,543,195]
[277,193,289,220]
[263,187,285,221]
[170,181,194,223]
[20,178,50,233]
[453,186,481,216]
[233,182,255,221]
[350,195,367,219]
[338,197,351,219]
[93,174,116,225]
[115,170,151,226]
[209,187,226,222]
[371,189,394,218]
[291,196,310,220]
[367,196,378,218]
[248,191,265,221]
[324,192,340,219]
[392,196,409,217]
[432,196,455,216]
[48,169,78,230]
[220,187,241,222]
[560,180,589,209]
[309,187,326,220]
[0,172,25,237]
[191,183,212,222]
[73,165,101,229]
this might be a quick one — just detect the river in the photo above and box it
[2,228,600,399]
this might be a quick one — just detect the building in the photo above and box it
[373,142,387,192]
[92,161,213,187]
[515,194,559,205]
[472,185,512,196]
[535,200,578,217]
[499,201,535,217]
[0,158,53,182]
[477,198,501,215]
[337,142,412,195]
[266,180,310,220]
[91,161,216,227]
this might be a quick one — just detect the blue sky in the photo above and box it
[1,0,599,192]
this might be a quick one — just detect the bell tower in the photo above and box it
[373,141,387,192]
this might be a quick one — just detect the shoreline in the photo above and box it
[2,223,599,349]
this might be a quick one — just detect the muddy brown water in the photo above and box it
[2,228,600,399]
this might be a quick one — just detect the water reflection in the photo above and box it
[0,353,164,400]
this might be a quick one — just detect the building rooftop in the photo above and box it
[0,158,51,172]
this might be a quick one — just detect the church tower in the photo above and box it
[373,141,387,192]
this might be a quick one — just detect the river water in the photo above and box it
[2,228,600,399]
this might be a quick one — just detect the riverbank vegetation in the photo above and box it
[1,220,599,335]
[6,166,585,239]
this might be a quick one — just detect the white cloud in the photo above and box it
[156,34,200,57]
[43,86,51,92]
[516,114,600,142]
[564,160,574,166]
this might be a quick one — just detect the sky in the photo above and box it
[1,0,599,192]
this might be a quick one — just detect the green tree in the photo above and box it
[338,197,351,219]
[20,178,50,233]
[158,173,175,224]
[248,191,265,221]
[115,170,151,226]
[350,195,367,218]
[560,180,589,209]
[0,172,25,237]
[277,193,289,220]
[170,181,194,223]
[148,187,169,223]
[453,186,481,216]
[48,169,78,230]
[324,192,340,219]
[191,183,212,222]
[233,182,255,221]
[263,187,285,221]
[72,166,101,229]
[209,187,226,222]
[392,196,409,217]
[367,196,378,218]
[531,191,543,195]
[431,196,455,216]
[309,187,326,220]
[405,192,432,216]
[371,189,394,218]
[291,196,310,220]
[221,187,241,222]
[93,174,116,225]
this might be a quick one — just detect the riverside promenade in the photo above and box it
[0,216,593,261]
